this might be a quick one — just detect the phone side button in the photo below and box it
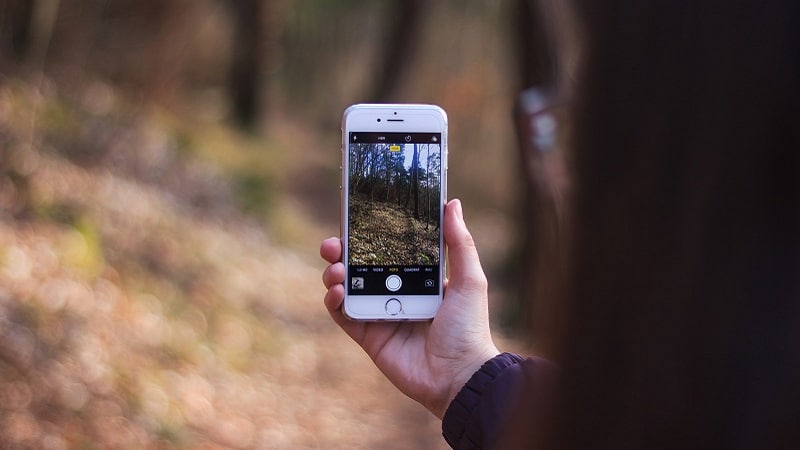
[385,298,402,315]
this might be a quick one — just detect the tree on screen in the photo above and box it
[349,142,439,226]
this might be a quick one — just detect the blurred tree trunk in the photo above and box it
[367,0,424,102]
[228,0,265,130]
[0,0,35,69]
[0,0,60,73]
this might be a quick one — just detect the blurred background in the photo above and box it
[0,0,563,448]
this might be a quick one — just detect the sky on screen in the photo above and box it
[402,143,440,171]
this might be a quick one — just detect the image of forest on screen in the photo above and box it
[349,142,441,266]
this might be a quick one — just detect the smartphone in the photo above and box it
[341,104,448,320]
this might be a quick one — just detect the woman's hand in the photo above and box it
[320,199,499,418]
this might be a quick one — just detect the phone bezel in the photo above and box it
[341,104,448,320]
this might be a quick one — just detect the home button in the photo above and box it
[385,298,402,316]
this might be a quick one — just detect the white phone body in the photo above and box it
[341,104,448,320]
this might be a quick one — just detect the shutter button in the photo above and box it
[385,274,402,292]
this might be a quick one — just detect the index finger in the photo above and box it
[320,237,343,264]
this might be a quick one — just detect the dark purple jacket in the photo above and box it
[442,353,551,449]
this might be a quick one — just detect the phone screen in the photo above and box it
[346,132,443,297]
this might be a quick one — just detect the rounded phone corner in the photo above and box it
[341,301,359,321]
[341,297,357,319]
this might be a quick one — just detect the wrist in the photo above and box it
[431,345,501,419]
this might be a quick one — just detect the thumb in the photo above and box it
[444,199,487,291]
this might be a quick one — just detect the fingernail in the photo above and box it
[453,199,463,220]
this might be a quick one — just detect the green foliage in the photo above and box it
[30,199,106,278]
[60,217,105,278]
[234,172,274,216]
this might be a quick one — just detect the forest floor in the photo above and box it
[348,194,439,266]
[0,78,463,449]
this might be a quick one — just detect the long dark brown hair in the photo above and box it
[511,0,800,448]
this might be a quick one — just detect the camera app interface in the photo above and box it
[348,132,442,296]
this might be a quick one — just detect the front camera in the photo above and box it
[377,118,381,122]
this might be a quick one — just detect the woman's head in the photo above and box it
[514,0,800,448]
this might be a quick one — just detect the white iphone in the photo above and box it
[341,104,448,320]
